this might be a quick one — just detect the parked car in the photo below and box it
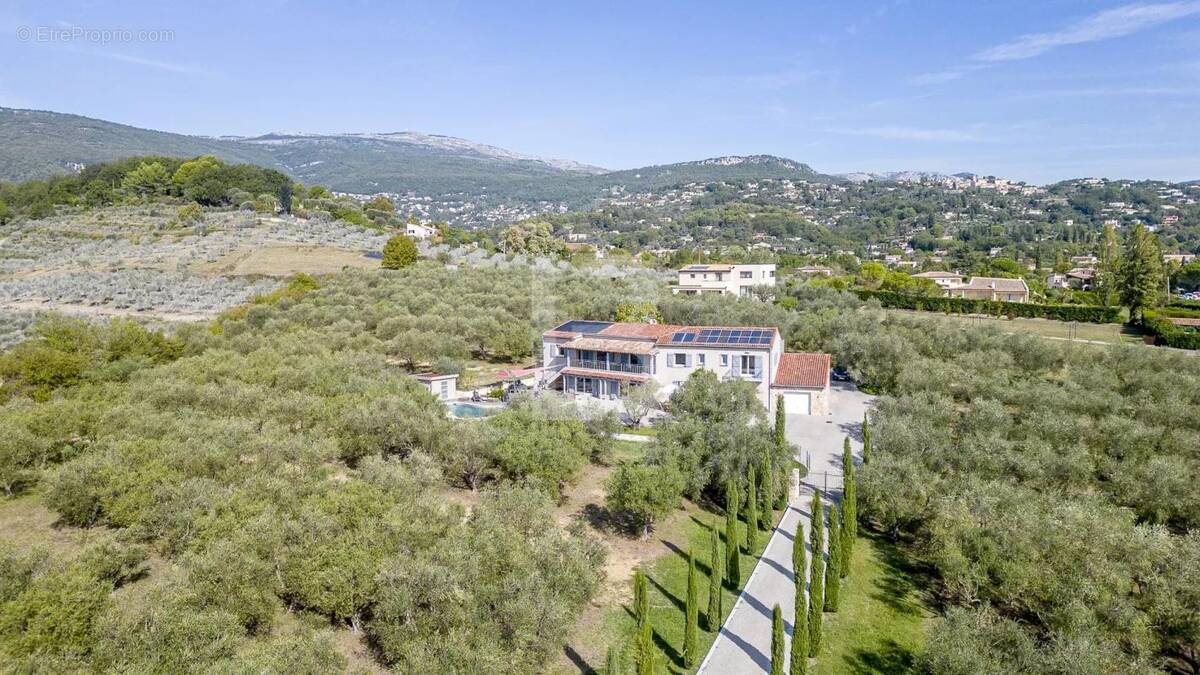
[831,366,853,382]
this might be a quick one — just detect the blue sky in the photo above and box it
[1,0,1198,183]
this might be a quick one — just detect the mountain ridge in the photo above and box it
[0,108,839,204]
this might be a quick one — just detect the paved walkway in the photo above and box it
[698,383,873,674]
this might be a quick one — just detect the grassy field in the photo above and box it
[618,426,659,438]
[223,244,377,276]
[888,309,1144,345]
[811,532,935,674]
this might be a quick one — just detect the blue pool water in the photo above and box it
[450,403,499,418]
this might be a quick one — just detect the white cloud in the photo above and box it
[84,49,203,75]
[908,70,965,85]
[836,126,979,142]
[975,2,1200,62]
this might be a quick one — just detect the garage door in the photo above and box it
[782,392,811,415]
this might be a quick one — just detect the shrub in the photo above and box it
[1142,310,1200,350]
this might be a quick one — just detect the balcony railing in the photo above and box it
[568,358,649,374]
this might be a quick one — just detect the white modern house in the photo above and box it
[540,320,830,415]
[911,270,964,289]
[911,271,1031,302]
[672,263,776,297]
[405,222,439,240]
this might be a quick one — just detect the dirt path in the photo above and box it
[552,461,706,674]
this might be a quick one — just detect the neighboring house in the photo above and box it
[539,320,830,415]
[1046,273,1068,290]
[946,276,1030,302]
[405,223,439,240]
[911,270,964,289]
[1071,255,1099,266]
[1165,253,1196,265]
[673,263,776,297]
[414,372,457,401]
[1065,268,1095,290]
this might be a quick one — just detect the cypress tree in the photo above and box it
[684,547,699,667]
[792,573,808,675]
[708,527,723,630]
[636,617,655,675]
[862,412,872,465]
[774,395,786,448]
[808,492,824,657]
[775,395,789,510]
[759,454,773,530]
[826,504,841,612]
[725,480,740,587]
[771,604,785,675]
[791,522,808,675]
[746,466,759,551]
[606,645,623,675]
[634,570,648,628]
[841,443,856,578]
[633,570,653,672]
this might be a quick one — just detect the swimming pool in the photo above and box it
[450,402,500,419]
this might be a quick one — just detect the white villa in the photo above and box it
[672,263,776,297]
[912,271,1030,302]
[540,320,830,416]
[405,223,439,240]
[911,270,964,289]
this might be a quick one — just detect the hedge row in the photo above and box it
[1142,311,1200,350]
[1166,299,1200,311]
[855,289,1122,324]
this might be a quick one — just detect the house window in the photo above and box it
[689,273,696,279]
[740,271,753,279]
[673,353,687,367]
[698,354,706,366]
[720,354,728,366]
[739,354,757,375]
[440,380,450,399]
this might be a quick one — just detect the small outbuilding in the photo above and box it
[414,372,458,401]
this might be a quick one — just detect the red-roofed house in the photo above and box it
[539,320,831,415]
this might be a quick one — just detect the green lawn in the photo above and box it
[811,532,935,674]
[619,426,659,436]
[612,439,651,463]
[888,309,1144,344]
[599,506,779,674]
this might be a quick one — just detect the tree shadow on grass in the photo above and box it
[867,533,930,617]
[646,572,686,615]
[652,627,685,670]
[843,638,917,674]
[579,502,641,536]
[663,539,713,579]
[563,644,597,675]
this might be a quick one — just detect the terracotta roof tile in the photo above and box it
[563,337,656,355]
[774,352,831,388]
[597,323,682,339]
